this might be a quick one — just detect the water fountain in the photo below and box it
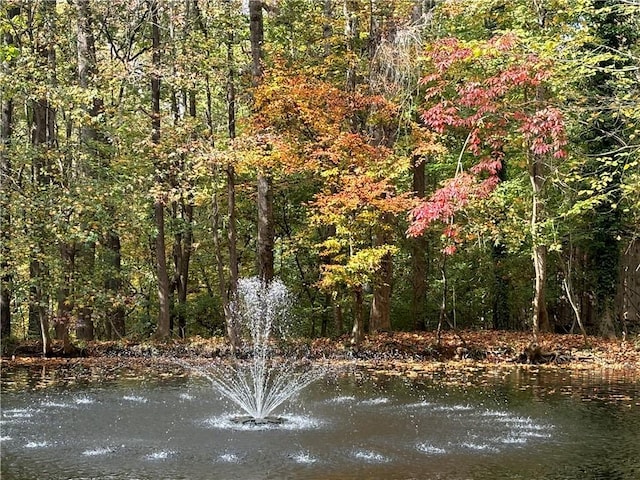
[2,357,639,479]
[2,279,639,479]
[184,277,323,425]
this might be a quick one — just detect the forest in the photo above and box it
[0,0,638,356]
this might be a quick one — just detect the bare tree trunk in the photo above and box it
[154,201,171,339]
[53,3,84,351]
[150,0,171,339]
[562,272,588,344]
[529,78,551,338]
[0,103,12,337]
[249,0,274,284]
[29,103,52,353]
[530,158,549,338]
[227,163,238,295]
[29,261,51,356]
[344,0,363,348]
[225,167,240,349]
[257,174,274,283]
[249,0,264,85]
[351,286,364,349]
[169,85,196,339]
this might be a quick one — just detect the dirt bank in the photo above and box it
[3,331,638,376]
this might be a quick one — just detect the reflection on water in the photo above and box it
[0,365,639,480]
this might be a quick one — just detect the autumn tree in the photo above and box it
[249,0,275,286]
[0,5,19,339]
[408,34,568,337]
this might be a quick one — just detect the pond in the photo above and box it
[1,364,639,480]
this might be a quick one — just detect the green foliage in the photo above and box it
[2,0,638,343]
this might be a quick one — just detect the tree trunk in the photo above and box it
[529,76,551,338]
[366,7,393,333]
[57,243,77,354]
[222,6,240,350]
[343,0,358,96]
[52,3,81,351]
[617,239,639,334]
[77,0,122,339]
[75,243,95,341]
[0,99,11,337]
[74,0,102,340]
[492,242,511,329]
[227,163,238,296]
[410,155,428,329]
[491,150,510,330]
[370,215,392,332]
[150,0,171,339]
[561,252,589,344]
[323,0,333,57]
[29,261,51,356]
[369,250,392,333]
[257,173,274,283]
[154,203,171,339]
[169,86,195,339]
[249,0,274,284]
[76,0,102,144]
[351,286,364,349]
[104,230,125,338]
[437,262,447,344]
[29,1,57,356]
[249,0,264,86]
[334,298,343,335]
[212,170,238,351]
[226,16,239,298]
[530,159,549,337]
[172,201,192,338]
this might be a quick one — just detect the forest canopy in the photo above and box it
[0,0,638,354]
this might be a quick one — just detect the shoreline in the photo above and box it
[2,331,638,380]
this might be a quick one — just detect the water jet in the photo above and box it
[183,277,322,425]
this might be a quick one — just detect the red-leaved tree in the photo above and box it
[408,34,567,335]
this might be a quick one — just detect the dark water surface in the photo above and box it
[1,364,638,480]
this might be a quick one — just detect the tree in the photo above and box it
[250,0,275,285]
[367,0,439,331]
[29,0,59,355]
[572,0,640,335]
[150,0,171,339]
[73,0,103,341]
[408,34,567,337]
[215,0,241,349]
[0,5,19,339]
